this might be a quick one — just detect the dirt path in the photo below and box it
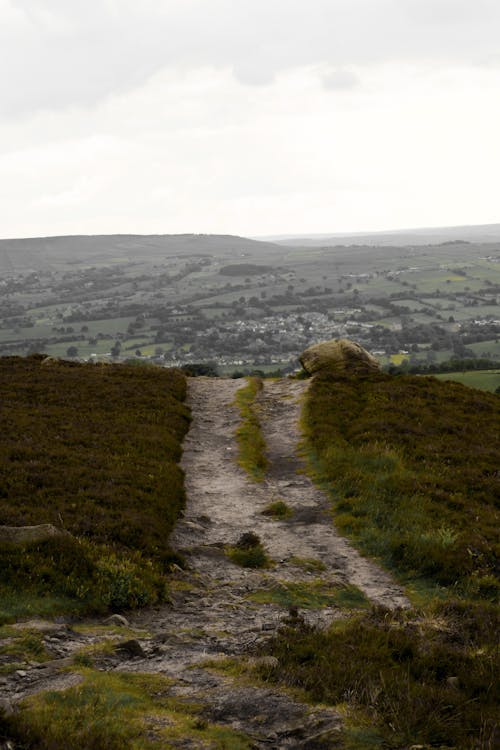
[3,377,409,748]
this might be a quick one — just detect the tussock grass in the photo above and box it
[233,377,268,481]
[226,532,271,568]
[0,355,190,620]
[261,499,293,519]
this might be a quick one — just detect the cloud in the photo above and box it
[321,69,360,91]
[1,0,499,116]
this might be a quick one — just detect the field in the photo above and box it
[434,369,500,392]
[0,356,190,621]
[0,234,499,375]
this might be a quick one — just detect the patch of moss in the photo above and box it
[249,580,368,610]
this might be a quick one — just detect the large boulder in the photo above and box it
[299,339,380,376]
[0,524,70,545]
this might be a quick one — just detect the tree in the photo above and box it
[66,346,78,358]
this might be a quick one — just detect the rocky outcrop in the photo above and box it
[299,338,380,376]
[0,524,70,545]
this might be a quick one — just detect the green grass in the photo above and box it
[249,580,368,610]
[433,369,500,392]
[257,370,500,748]
[226,533,272,569]
[2,669,254,749]
[233,377,268,481]
[301,371,499,596]
[261,499,293,519]
[0,355,190,621]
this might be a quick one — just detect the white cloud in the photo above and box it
[1,0,500,116]
[0,1,498,237]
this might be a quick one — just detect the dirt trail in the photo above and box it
[3,377,409,749]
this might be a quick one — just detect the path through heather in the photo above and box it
[4,377,409,749]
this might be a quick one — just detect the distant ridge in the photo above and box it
[258,223,500,247]
[0,233,283,274]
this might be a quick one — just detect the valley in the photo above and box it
[1,232,499,390]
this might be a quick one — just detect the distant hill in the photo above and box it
[0,233,283,274]
[261,223,500,247]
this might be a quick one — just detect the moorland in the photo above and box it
[0,353,498,749]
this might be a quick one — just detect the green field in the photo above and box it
[434,369,500,392]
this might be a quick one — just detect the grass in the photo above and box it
[233,377,268,481]
[287,556,327,572]
[248,579,369,610]
[1,669,254,749]
[0,355,190,621]
[433,369,500,392]
[301,371,499,596]
[261,499,293,519]
[226,532,272,569]
[260,602,499,749]
[257,369,500,749]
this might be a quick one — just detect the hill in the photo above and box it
[264,222,500,247]
[0,233,283,275]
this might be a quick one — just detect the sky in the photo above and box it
[1,0,499,239]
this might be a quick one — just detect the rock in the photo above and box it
[0,697,14,716]
[104,614,130,627]
[299,338,380,376]
[15,670,27,679]
[0,524,70,545]
[115,639,146,658]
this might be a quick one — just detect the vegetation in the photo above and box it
[260,602,498,749]
[302,371,499,595]
[2,669,253,749]
[0,355,190,620]
[226,532,271,569]
[257,371,499,748]
[233,377,268,481]
[261,499,293,519]
[249,579,368,610]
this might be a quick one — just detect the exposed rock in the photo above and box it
[104,614,130,627]
[115,639,146,658]
[0,524,70,545]
[0,698,14,716]
[299,338,380,376]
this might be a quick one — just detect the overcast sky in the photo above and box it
[1,0,499,239]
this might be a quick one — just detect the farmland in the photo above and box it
[0,232,499,376]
